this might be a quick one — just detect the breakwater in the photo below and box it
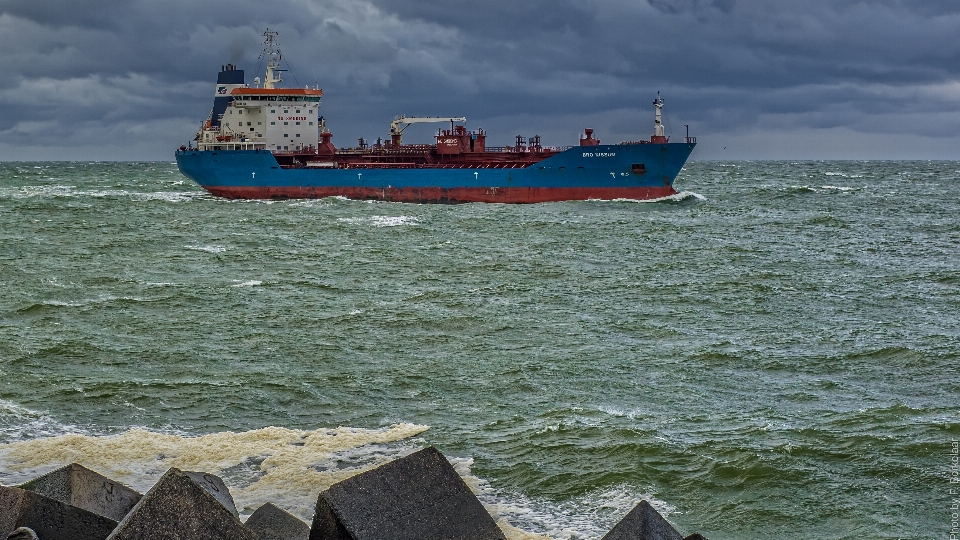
[1,448,709,539]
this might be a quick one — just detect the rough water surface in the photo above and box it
[0,161,956,539]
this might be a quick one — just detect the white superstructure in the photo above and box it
[196,30,323,152]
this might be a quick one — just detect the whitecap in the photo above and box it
[337,216,421,227]
[0,400,86,443]
[588,191,706,203]
[185,244,226,253]
[231,280,262,287]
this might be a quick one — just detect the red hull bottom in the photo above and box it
[204,185,678,204]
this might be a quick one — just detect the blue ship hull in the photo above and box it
[176,142,695,203]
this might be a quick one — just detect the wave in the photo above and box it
[586,191,706,203]
[185,244,227,253]
[337,216,421,227]
[0,185,201,202]
[0,400,86,442]
[13,296,149,314]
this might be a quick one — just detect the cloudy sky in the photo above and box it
[1,0,958,160]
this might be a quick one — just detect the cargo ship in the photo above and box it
[175,30,696,203]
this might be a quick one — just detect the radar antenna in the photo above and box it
[262,29,285,89]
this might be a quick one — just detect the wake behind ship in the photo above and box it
[176,30,697,204]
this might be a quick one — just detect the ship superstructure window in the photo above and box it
[296,134,301,137]
[283,109,288,113]
[296,122,300,125]
[309,122,313,125]
[296,109,300,113]
[270,122,275,125]
[284,121,288,125]
[238,110,242,114]
[271,109,276,113]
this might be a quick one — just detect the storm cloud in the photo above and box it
[1,0,958,159]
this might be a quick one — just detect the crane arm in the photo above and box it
[389,116,467,144]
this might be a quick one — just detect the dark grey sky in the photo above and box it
[1,0,958,160]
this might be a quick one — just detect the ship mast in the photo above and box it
[653,92,665,139]
[263,29,283,89]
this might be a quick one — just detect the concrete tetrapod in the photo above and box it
[105,468,257,540]
[0,486,118,540]
[182,471,240,517]
[600,501,685,540]
[17,463,142,522]
[245,502,310,540]
[309,446,505,540]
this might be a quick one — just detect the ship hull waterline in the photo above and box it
[176,142,696,204]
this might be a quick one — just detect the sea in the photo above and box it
[0,161,956,539]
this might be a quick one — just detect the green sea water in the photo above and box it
[0,161,957,539]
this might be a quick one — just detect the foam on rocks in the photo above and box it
[105,468,257,540]
[17,463,142,522]
[0,486,118,540]
[309,446,505,540]
[601,501,708,540]
[245,503,310,540]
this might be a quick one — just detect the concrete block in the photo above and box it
[183,471,239,517]
[5,528,38,540]
[106,468,257,540]
[0,486,117,540]
[245,503,309,540]
[601,500,683,540]
[18,463,142,521]
[309,446,505,540]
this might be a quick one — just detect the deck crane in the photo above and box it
[389,116,467,145]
